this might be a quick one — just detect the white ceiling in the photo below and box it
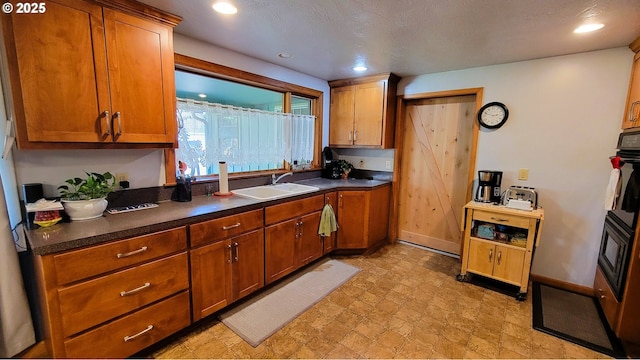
[138,0,640,81]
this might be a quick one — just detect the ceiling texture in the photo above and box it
[138,0,640,81]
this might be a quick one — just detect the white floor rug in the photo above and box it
[219,258,360,347]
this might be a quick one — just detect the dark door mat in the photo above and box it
[532,282,625,358]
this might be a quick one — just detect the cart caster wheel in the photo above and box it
[456,274,469,282]
[516,292,527,301]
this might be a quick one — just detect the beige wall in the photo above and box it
[398,47,633,287]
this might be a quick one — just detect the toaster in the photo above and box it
[505,186,537,208]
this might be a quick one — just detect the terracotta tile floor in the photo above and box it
[151,242,611,359]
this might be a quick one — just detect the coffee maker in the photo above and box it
[321,147,341,179]
[475,170,503,203]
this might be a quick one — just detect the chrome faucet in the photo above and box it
[271,172,293,185]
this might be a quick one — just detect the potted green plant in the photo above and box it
[58,172,116,220]
[336,159,354,179]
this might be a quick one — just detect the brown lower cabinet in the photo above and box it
[190,230,265,321]
[265,195,325,284]
[32,186,392,358]
[337,185,391,250]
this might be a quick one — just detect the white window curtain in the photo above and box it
[175,98,315,177]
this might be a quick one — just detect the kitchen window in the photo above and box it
[165,55,323,183]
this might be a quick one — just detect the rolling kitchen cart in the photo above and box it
[457,201,544,300]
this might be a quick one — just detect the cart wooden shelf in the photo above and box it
[457,201,544,300]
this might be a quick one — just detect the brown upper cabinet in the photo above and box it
[0,0,181,149]
[329,73,400,148]
[622,36,640,129]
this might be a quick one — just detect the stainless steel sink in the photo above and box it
[234,183,319,200]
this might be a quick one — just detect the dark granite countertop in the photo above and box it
[26,178,390,255]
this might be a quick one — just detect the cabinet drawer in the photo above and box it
[265,195,324,225]
[64,291,191,358]
[473,210,531,229]
[190,209,264,247]
[594,266,620,329]
[53,227,187,285]
[58,252,188,337]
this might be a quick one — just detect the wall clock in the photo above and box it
[477,102,509,129]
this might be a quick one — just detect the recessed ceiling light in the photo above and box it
[198,93,207,98]
[277,52,292,59]
[353,66,367,72]
[574,23,604,33]
[212,1,237,15]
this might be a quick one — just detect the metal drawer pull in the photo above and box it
[101,110,111,136]
[490,217,509,222]
[120,282,151,297]
[488,249,493,262]
[117,246,148,258]
[113,111,122,136]
[497,251,502,265]
[222,222,241,230]
[123,325,153,342]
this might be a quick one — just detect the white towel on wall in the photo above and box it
[604,168,621,210]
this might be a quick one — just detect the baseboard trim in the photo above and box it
[530,274,593,297]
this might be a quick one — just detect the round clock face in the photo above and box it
[478,102,509,129]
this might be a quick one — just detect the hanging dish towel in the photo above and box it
[318,204,337,237]
[604,168,621,210]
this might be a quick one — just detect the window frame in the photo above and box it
[164,54,324,185]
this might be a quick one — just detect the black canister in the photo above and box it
[172,177,192,202]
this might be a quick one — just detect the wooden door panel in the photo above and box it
[398,95,476,254]
[265,220,297,284]
[298,211,323,265]
[329,86,355,145]
[232,230,264,301]
[492,245,525,284]
[354,81,385,146]
[190,242,231,321]
[103,9,174,143]
[337,191,368,249]
[9,0,110,143]
[466,239,494,276]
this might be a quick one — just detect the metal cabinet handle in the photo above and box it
[348,131,352,141]
[299,220,303,238]
[227,243,232,263]
[123,325,153,342]
[497,251,502,265]
[488,249,493,262]
[222,222,241,230]
[600,295,606,299]
[353,129,357,142]
[120,282,151,297]
[233,242,239,262]
[113,111,122,136]
[101,110,111,136]
[597,288,604,293]
[116,246,148,259]
[490,217,508,222]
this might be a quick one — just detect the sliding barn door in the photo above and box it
[398,95,476,255]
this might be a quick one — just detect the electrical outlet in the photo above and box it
[115,173,128,183]
[518,168,529,181]
[359,159,365,168]
[385,160,392,170]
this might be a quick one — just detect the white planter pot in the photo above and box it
[62,198,108,221]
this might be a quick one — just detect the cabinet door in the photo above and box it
[354,81,385,146]
[622,52,640,129]
[298,211,323,266]
[329,86,356,146]
[337,191,368,249]
[265,219,298,284]
[190,241,232,321]
[231,230,265,301]
[103,9,176,143]
[323,192,338,254]
[466,239,495,277]
[6,0,111,144]
[492,244,525,285]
